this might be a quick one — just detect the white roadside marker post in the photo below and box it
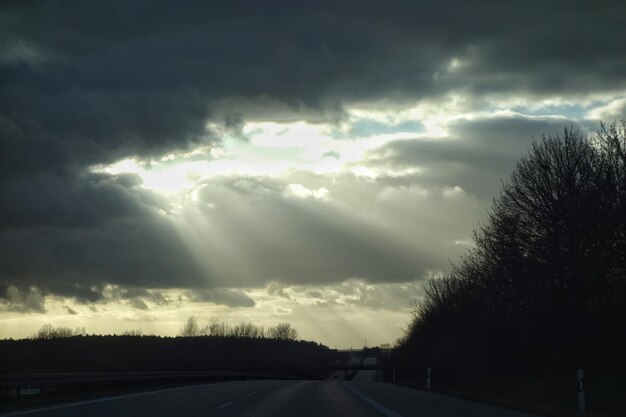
[427,367,431,390]
[577,368,585,416]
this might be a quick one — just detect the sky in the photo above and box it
[1,1,626,348]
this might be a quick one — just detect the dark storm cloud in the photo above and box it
[0,196,209,303]
[1,0,625,306]
[0,86,209,177]
[366,116,580,198]
[0,286,46,313]
[2,1,625,153]
[0,166,210,303]
[129,298,149,310]
[109,287,169,306]
[186,288,255,308]
[2,0,623,169]
[0,172,155,231]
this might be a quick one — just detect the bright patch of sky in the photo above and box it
[92,108,434,197]
[91,93,626,200]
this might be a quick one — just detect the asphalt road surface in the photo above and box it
[353,357,379,381]
[0,380,543,417]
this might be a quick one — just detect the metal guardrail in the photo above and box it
[0,371,300,398]
[1,371,298,385]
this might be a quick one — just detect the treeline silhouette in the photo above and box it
[178,316,299,340]
[392,122,626,382]
[1,319,336,379]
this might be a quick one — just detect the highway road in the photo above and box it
[353,357,379,381]
[0,379,544,417]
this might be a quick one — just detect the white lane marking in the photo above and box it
[0,384,216,417]
[247,391,256,396]
[216,402,233,409]
[343,382,403,417]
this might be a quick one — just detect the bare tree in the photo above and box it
[230,322,262,338]
[33,324,76,339]
[268,322,298,341]
[206,316,230,336]
[179,316,202,337]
